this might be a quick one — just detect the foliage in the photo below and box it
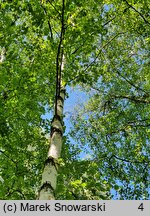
[56,137,110,199]
[69,0,150,199]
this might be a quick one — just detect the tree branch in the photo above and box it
[86,32,125,72]
[109,94,150,104]
[47,0,61,18]
[103,16,116,27]
[69,32,126,83]
[0,150,17,164]
[115,69,149,95]
[40,1,53,40]
[110,154,149,164]
[71,32,95,55]
[124,0,150,25]
[55,0,65,115]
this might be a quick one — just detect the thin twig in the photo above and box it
[0,150,17,164]
[83,32,125,73]
[47,0,61,18]
[110,94,150,104]
[69,32,125,83]
[71,17,117,56]
[112,154,149,164]
[124,0,150,25]
[115,69,149,95]
[40,1,53,40]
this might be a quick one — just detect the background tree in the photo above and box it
[69,0,150,199]
[0,0,149,199]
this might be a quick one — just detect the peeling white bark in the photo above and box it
[38,27,66,198]
[48,132,62,159]
[38,87,65,200]
[0,48,6,63]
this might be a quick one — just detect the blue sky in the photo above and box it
[41,85,89,133]
[41,85,91,159]
[64,85,89,133]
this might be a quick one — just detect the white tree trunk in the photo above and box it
[38,87,65,200]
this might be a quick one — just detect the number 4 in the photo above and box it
[138,203,144,211]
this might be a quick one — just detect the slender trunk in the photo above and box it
[38,0,65,200]
[38,44,65,200]
[38,86,65,200]
[38,46,65,201]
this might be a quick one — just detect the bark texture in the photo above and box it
[38,87,65,200]
[38,0,65,200]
